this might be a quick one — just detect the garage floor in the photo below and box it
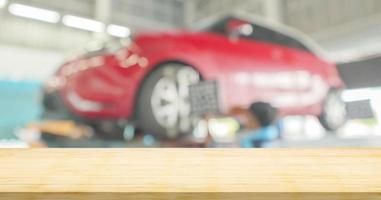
[39,133,381,148]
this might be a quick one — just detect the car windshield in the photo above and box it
[82,38,132,58]
[201,16,312,53]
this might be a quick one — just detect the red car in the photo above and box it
[43,15,346,138]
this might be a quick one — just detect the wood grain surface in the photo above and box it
[0,149,381,200]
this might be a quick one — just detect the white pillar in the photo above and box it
[263,0,283,23]
[184,0,195,28]
[94,0,112,40]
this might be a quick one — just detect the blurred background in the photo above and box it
[1,0,381,148]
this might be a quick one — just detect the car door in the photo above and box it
[196,18,295,112]
[219,22,302,113]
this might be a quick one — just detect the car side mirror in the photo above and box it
[226,21,253,41]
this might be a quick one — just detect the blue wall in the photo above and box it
[0,80,42,139]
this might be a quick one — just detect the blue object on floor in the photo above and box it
[143,134,156,147]
[240,126,280,148]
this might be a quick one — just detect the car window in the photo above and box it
[205,17,311,53]
[244,24,311,52]
[205,17,231,35]
[83,39,129,58]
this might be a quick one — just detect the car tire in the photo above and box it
[137,63,201,138]
[318,89,347,132]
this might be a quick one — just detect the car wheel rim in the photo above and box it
[325,93,347,129]
[151,66,200,135]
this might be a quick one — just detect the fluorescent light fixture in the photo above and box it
[107,24,131,38]
[8,3,60,23]
[341,88,373,102]
[63,15,105,33]
[0,0,7,9]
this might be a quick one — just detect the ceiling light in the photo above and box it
[341,88,373,102]
[8,3,60,23]
[63,15,105,33]
[0,0,7,9]
[107,24,131,38]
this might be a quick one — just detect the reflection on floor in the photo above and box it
[275,135,381,147]
[1,116,380,148]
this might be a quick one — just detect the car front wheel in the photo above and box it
[137,63,201,138]
[318,89,347,132]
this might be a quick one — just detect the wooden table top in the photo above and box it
[1,149,381,200]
